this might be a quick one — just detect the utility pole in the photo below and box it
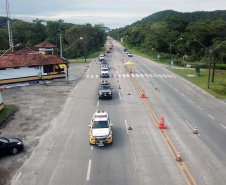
[59,34,62,58]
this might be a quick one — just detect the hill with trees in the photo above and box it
[109,10,226,69]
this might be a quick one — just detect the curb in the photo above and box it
[0,109,16,123]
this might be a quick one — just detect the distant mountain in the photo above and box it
[141,10,226,23]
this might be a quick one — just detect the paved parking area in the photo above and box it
[0,63,88,184]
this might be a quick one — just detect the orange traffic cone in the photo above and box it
[128,91,131,95]
[128,122,132,130]
[140,90,145,98]
[193,127,198,134]
[158,116,165,129]
[176,151,182,161]
[118,85,121,89]
[154,85,157,90]
[129,68,132,73]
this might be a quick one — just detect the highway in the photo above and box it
[11,39,226,185]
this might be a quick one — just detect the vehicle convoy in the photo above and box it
[89,111,113,146]
[98,80,113,99]
[128,52,133,57]
[0,137,24,155]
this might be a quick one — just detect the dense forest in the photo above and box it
[0,17,107,59]
[109,10,226,69]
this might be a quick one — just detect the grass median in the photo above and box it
[0,105,14,120]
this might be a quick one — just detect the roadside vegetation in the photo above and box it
[0,106,14,119]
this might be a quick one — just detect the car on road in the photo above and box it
[128,52,133,57]
[100,68,109,78]
[0,137,24,155]
[124,48,127,52]
[89,111,113,146]
[98,80,113,99]
[125,50,130,54]
[99,54,105,61]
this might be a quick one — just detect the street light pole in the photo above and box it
[194,39,226,88]
[161,38,182,68]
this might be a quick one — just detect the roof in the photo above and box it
[93,111,109,121]
[14,47,39,55]
[0,54,67,68]
[34,41,57,48]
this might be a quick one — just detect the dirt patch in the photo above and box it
[0,63,88,184]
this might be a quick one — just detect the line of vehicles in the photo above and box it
[89,40,114,147]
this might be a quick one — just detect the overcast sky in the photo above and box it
[0,0,226,29]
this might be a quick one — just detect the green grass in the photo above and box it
[69,59,92,63]
[0,105,14,119]
[169,68,226,99]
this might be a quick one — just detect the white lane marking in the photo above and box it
[86,75,89,78]
[208,114,215,120]
[189,99,193,103]
[160,92,166,99]
[16,172,22,180]
[185,120,194,130]
[86,159,92,181]
[123,74,126,77]
[172,75,176,78]
[91,75,94,78]
[197,106,203,110]
[125,120,128,134]
[140,74,144,77]
[136,74,139,77]
[118,74,121,78]
[145,74,149,77]
[131,74,135,77]
[126,74,130,77]
[221,124,226,130]
[220,100,226,104]
[167,75,172,78]
[174,88,179,91]
[181,93,185,96]
[153,74,158,77]
[158,74,163,78]
[91,146,93,150]
[96,75,98,78]
[97,101,99,106]
[162,74,167,78]
[119,92,121,99]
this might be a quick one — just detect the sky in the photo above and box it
[0,0,226,29]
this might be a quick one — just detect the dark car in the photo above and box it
[124,48,127,52]
[98,81,113,99]
[0,137,24,155]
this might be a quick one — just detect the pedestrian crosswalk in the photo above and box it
[86,74,176,79]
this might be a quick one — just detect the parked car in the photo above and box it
[0,137,24,155]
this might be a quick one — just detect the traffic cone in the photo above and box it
[129,68,132,73]
[117,79,119,82]
[118,85,121,89]
[0,88,2,92]
[140,89,145,98]
[176,151,182,161]
[154,85,157,90]
[128,122,132,130]
[116,75,118,78]
[193,127,198,134]
[158,116,165,129]
[128,91,131,95]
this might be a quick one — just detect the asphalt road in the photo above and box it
[10,39,226,185]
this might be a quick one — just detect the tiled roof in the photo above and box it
[14,47,39,55]
[0,53,67,68]
[34,41,57,48]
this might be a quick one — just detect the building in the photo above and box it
[0,41,67,85]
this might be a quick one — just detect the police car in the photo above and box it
[89,111,113,146]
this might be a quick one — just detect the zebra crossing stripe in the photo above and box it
[167,75,172,78]
[96,75,98,78]
[158,74,163,77]
[140,74,144,77]
[145,74,149,77]
[126,74,130,77]
[86,75,89,78]
[172,75,176,78]
[136,74,139,77]
[118,74,121,78]
[153,74,158,77]
[123,74,126,77]
[162,74,167,78]
[149,74,153,77]
[91,75,94,78]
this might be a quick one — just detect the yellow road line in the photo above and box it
[130,77,197,185]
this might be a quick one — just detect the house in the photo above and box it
[0,41,68,85]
